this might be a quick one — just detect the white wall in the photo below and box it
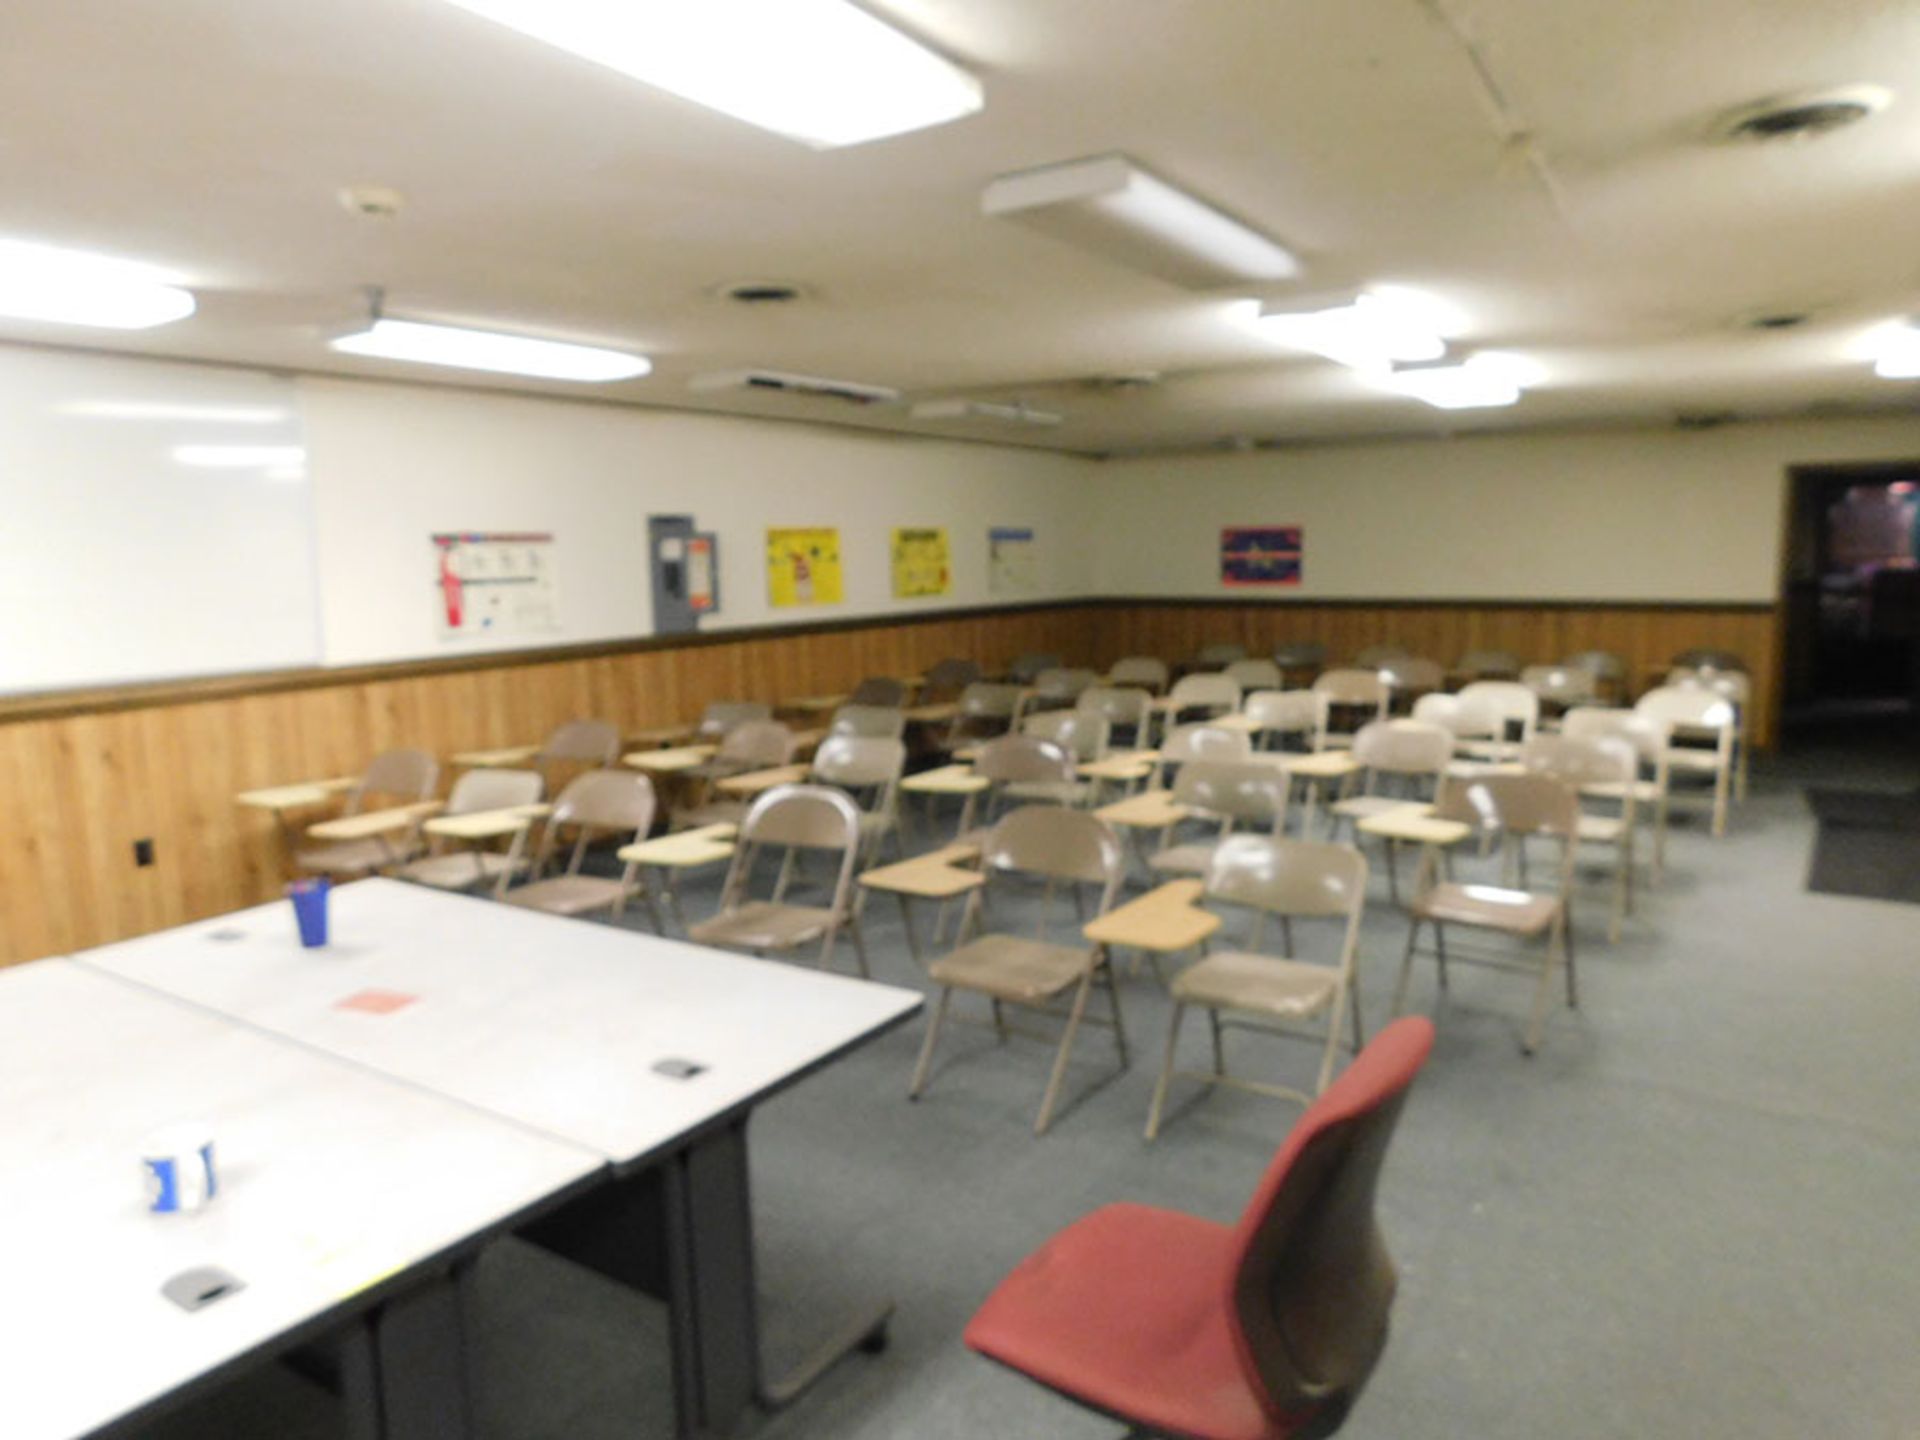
[1093,416,1920,603]
[302,378,1091,666]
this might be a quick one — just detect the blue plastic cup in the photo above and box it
[288,877,330,948]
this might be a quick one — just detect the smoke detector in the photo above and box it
[716,280,809,305]
[1743,310,1812,331]
[337,185,406,219]
[1711,85,1891,143]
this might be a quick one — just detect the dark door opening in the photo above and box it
[1782,462,1920,741]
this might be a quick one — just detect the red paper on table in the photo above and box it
[335,989,418,1015]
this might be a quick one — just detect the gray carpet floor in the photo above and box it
[136,741,1920,1439]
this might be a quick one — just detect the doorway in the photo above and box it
[1781,462,1920,743]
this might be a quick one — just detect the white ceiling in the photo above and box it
[5,0,1920,454]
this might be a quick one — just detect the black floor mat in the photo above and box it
[1805,787,1920,904]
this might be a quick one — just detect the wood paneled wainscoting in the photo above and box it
[0,596,1776,967]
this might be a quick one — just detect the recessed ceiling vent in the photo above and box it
[1712,85,1891,143]
[1079,372,1162,392]
[1744,311,1811,331]
[688,369,898,405]
[719,280,806,305]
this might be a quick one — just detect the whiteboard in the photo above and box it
[0,346,320,694]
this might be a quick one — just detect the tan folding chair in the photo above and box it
[1353,644,1410,668]
[849,676,908,707]
[1635,685,1737,837]
[909,806,1129,1134]
[1671,647,1746,673]
[1562,706,1672,882]
[1076,685,1153,748]
[688,784,870,976]
[536,718,620,769]
[829,704,908,739]
[1376,656,1445,711]
[945,681,1026,749]
[1026,667,1100,712]
[1271,640,1328,686]
[672,719,798,830]
[1148,760,1292,878]
[1311,668,1388,749]
[1393,772,1581,1055]
[1224,658,1283,693]
[1153,720,1253,788]
[1563,649,1628,704]
[809,734,907,866]
[1520,665,1597,730]
[1006,653,1061,685]
[1154,673,1242,742]
[1669,666,1752,801]
[294,748,440,877]
[1411,692,1499,781]
[1328,720,1454,897]
[394,767,544,896]
[694,700,775,740]
[1455,680,1540,761]
[1105,656,1170,694]
[1007,712,1108,807]
[1453,648,1522,682]
[1146,835,1369,1139]
[1522,732,1639,942]
[921,657,983,698]
[961,734,1081,838]
[503,770,666,930]
[1192,641,1248,669]
[1243,689,1328,752]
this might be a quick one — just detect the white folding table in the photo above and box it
[78,878,923,1438]
[0,959,599,1440]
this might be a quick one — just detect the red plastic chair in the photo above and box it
[965,1016,1435,1440]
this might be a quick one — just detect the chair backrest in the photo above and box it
[848,676,908,708]
[537,769,657,873]
[1172,761,1291,830]
[1519,665,1596,708]
[1561,649,1626,683]
[980,805,1127,894]
[1206,833,1367,922]
[539,719,620,766]
[1352,644,1409,668]
[1245,689,1327,736]
[1194,641,1249,668]
[716,719,797,767]
[1030,667,1099,703]
[1634,685,1736,735]
[446,767,544,816]
[1007,652,1061,685]
[1409,692,1495,742]
[1671,647,1746,673]
[811,734,907,791]
[1223,1016,1435,1424]
[354,748,439,811]
[922,657,983,694]
[1021,709,1111,762]
[1560,705,1664,763]
[1457,680,1540,738]
[1106,656,1170,692]
[1453,649,1521,680]
[697,700,773,739]
[1351,719,1453,781]
[1521,732,1636,790]
[1376,656,1444,696]
[1313,668,1388,709]
[1160,721,1253,767]
[973,734,1077,786]
[722,784,862,919]
[1076,685,1153,732]
[1432,771,1580,840]
[1272,641,1328,669]
[957,681,1026,720]
[1225,658,1284,692]
[830,704,908,739]
[1667,667,1751,706]
[1167,673,1242,714]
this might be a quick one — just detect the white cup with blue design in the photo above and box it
[142,1125,217,1214]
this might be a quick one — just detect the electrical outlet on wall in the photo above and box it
[133,838,155,868]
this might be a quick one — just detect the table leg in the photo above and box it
[339,1263,477,1440]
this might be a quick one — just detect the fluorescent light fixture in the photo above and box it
[910,399,1063,426]
[0,238,195,330]
[1868,323,1920,378]
[59,400,291,424]
[1372,352,1543,410]
[172,444,309,469]
[1240,289,1456,371]
[330,318,651,382]
[435,0,981,148]
[983,154,1298,289]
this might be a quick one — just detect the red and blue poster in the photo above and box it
[1220,526,1303,587]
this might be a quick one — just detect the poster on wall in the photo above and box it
[1220,526,1303,587]
[766,526,844,607]
[432,532,561,639]
[890,526,951,599]
[988,525,1036,595]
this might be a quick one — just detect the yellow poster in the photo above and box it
[890,526,951,599]
[765,527,844,607]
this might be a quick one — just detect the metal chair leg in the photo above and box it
[1145,1001,1187,1141]
[1035,970,1096,1135]
[909,988,952,1099]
